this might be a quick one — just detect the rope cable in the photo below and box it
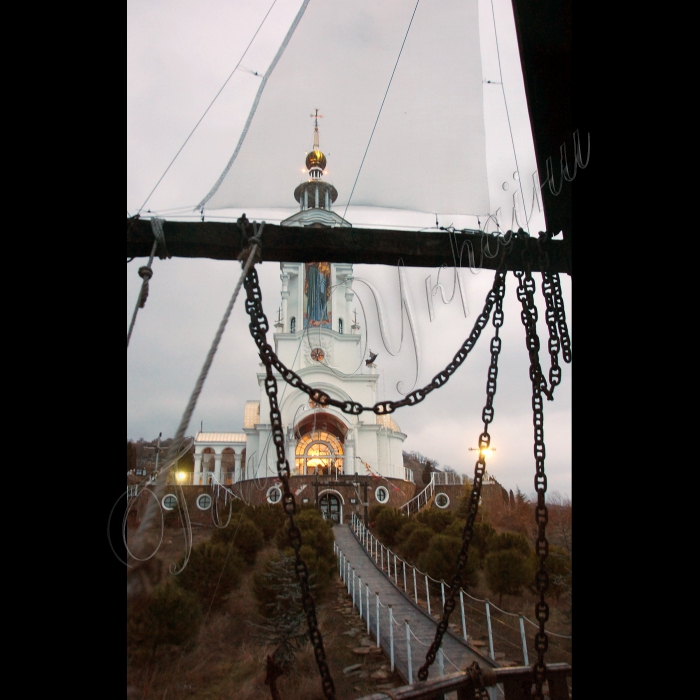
[136,0,279,214]
[342,0,422,218]
[488,0,528,230]
[127,232,262,587]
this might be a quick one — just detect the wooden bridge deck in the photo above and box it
[333,524,497,685]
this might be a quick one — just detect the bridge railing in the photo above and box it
[352,664,572,700]
[349,514,572,670]
[400,476,435,516]
[335,530,572,699]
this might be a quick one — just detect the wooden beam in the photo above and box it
[126,218,571,274]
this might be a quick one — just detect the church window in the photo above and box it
[338,318,344,334]
[266,486,282,504]
[435,493,450,509]
[162,494,178,511]
[290,317,296,333]
[375,486,389,503]
[196,493,212,510]
[295,430,344,476]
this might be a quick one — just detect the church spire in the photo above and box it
[306,109,327,179]
[312,108,322,149]
[281,112,351,228]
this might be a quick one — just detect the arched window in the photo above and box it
[290,317,296,333]
[295,430,344,476]
[338,318,344,334]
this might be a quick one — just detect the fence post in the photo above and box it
[347,561,351,595]
[366,584,370,634]
[376,592,380,647]
[441,580,446,611]
[519,614,529,665]
[438,645,444,677]
[413,567,418,603]
[425,575,431,616]
[352,569,356,609]
[460,589,467,642]
[381,545,384,571]
[405,620,413,684]
[389,605,395,672]
[485,599,494,660]
[394,554,398,584]
[358,575,363,618]
[403,561,407,591]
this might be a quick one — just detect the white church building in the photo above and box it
[192,120,412,506]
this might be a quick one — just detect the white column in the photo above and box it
[280,272,290,332]
[344,438,354,476]
[214,452,223,483]
[233,449,243,483]
[193,450,203,485]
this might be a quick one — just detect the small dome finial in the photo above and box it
[306,109,326,172]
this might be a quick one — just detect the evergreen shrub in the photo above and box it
[210,514,264,564]
[127,583,202,662]
[175,541,244,609]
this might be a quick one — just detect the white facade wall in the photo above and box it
[197,261,407,482]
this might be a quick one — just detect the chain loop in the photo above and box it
[514,268,551,699]
[257,354,336,698]
[417,268,506,681]
[241,266,507,418]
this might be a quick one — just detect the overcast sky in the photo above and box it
[127,0,572,499]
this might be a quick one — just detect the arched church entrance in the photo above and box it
[294,412,347,477]
[319,492,342,524]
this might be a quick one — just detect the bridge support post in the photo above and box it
[413,567,418,603]
[352,569,356,608]
[394,554,398,584]
[358,576,363,618]
[403,561,407,591]
[485,599,494,660]
[366,584,370,634]
[375,592,380,647]
[405,620,413,684]
[460,589,467,642]
[389,605,395,672]
[425,575,431,616]
[519,614,529,665]
[441,581,446,612]
[438,645,444,677]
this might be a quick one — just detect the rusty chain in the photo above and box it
[418,267,506,681]
[465,661,492,699]
[540,272,572,400]
[514,267,550,700]
[549,272,571,363]
[242,263,507,418]
[243,278,336,699]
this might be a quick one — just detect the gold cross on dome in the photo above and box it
[310,108,324,127]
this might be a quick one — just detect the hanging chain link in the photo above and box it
[238,233,336,699]
[514,268,550,700]
[418,267,506,681]
[549,272,572,363]
[242,264,507,417]
[465,661,492,700]
[540,272,572,400]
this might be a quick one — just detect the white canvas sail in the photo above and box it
[196,0,544,233]
[199,0,491,218]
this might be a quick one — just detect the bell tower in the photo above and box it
[280,111,351,228]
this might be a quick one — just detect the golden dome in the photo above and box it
[306,149,326,171]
